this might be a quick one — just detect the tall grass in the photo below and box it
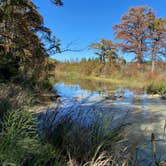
[147,80,166,98]
[0,107,166,165]
[38,108,130,165]
[0,109,63,166]
[0,80,166,165]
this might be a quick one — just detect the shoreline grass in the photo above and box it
[55,71,150,90]
[147,80,166,99]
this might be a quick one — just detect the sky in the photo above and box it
[33,0,166,62]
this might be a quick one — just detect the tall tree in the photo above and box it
[90,38,119,64]
[113,6,150,65]
[0,0,61,81]
[147,9,166,72]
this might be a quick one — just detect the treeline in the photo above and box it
[57,58,166,80]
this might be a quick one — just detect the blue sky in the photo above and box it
[33,0,166,61]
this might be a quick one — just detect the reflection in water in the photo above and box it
[53,81,166,163]
[54,82,108,102]
[55,76,117,92]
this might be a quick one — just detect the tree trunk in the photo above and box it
[151,58,155,73]
[151,52,156,73]
[151,44,157,73]
[137,51,143,69]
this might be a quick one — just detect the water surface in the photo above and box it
[52,79,166,163]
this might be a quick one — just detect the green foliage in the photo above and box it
[0,53,20,80]
[147,80,166,98]
[0,99,11,127]
[90,38,124,66]
[0,110,38,164]
[0,109,63,166]
[0,0,59,85]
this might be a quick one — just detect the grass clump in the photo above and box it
[147,80,166,98]
[0,109,63,166]
[38,109,128,165]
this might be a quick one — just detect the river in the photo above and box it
[50,78,166,163]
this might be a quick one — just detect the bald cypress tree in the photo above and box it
[90,38,118,64]
[147,9,166,72]
[113,6,150,66]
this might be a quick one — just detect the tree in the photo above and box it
[113,6,150,65]
[0,0,61,81]
[147,9,166,72]
[90,38,119,64]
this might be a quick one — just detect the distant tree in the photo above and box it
[90,38,119,64]
[113,6,150,66]
[147,9,166,72]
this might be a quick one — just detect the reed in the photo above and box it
[147,80,166,98]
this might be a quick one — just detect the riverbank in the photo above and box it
[0,71,165,166]
[0,81,57,114]
[44,81,166,165]
[1,79,166,165]
[55,70,166,92]
[0,81,130,165]
[55,60,166,95]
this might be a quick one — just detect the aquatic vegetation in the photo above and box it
[147,80,166,98]
[38,107,137,165]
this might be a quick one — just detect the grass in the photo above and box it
[35,106,166,165]
[55,71,148,90]
[55,61,166,93]
[38,108,129,165]
[147,80,166,98]
[0,83,38,108]
[0,109,63,166]
[0,104,166,165]
[0,72,166,165]
[0,102,129,166]
[0,80,58,114]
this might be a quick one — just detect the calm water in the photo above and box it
[52,79,166,162]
